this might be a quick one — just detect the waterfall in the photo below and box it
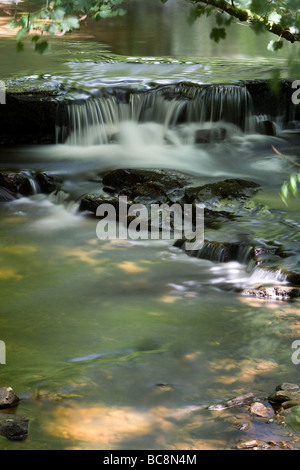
[57,83,256,146]
[248,267,288,285]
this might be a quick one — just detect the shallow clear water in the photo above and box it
[1,124,300,449]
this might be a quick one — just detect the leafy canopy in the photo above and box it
[5,0,300,53]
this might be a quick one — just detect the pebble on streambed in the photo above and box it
[0,387,29,441]
[207,383,300,450]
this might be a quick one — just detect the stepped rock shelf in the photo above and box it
[1,78,300,301]
[0,79,299,144]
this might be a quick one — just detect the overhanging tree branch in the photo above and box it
[191,0,299,43]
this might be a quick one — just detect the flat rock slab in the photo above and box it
[208,392,258,411]
[184,179,260,204]
[242,286,300,300]
[101,168,190,205]
[0,414,29,441]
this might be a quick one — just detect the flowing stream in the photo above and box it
[1,0,300,451]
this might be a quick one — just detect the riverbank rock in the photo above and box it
[268,383,300,410]
[242,286,300,300]
[0,387,20,409]
[0,414,29,441]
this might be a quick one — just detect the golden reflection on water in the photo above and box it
[0,268,23,280]
[46,403,176,449]
[117,261,149,274]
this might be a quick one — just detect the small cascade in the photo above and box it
[193,241,230,263]
[248,266,288,285]
[185,240,254,264]
[19,170,41,195]
[57,83,257,146]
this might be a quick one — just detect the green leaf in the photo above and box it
[34,40,50,54]
[270,68,281,94]
[280,181,289,205]
[215,13,224,26]
[31,35,40,43]
[51,7,66,21]
[210,27,226,43]
[267,39,284,52]
[188,6,206,25]
[290,174,298,196]
[16,27,29,42]
[61,16,80,30]
[17,41,24,53]
[161,0,168,3]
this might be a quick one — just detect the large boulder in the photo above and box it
[101,168,190,205]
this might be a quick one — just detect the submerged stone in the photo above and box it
[208,392,257,411]
[195,127,227,143]
[249,402,273,418]
[0,414,29,441]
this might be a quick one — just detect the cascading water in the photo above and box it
[56,83,257,146]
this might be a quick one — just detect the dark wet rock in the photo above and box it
[79,194,120,215]
[195,127,227,144]
[0,171,58,199]
[0,92,60,145]
[0,187,16,202]
[0,387,20,409]
[0,172,32,197]
[257,120,277,136]
[0,414,29,441]
[35,172,58,194]
[184,179,260,205]
[268,386,300,408]
[243,79,300,125]
[242,286,300,300]
[79,169,193,232]
[101,168,190,205]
